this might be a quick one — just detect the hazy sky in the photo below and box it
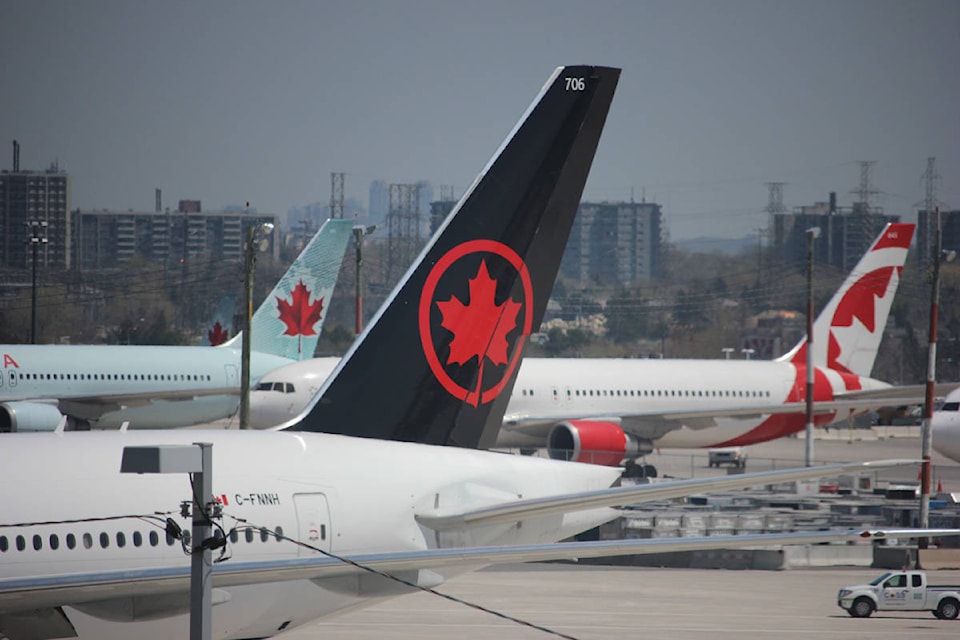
[2,0,957,239]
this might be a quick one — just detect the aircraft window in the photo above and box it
[166,532,176,546]
[206,375,211,381]
[575,390,580,396]
[245,529,255,543]
[132,531,142,547]
[33,535,42,551]
[182,531,191,547]
[16,536,25,551]
[944,402,960,412]
[588,390,593,396]
[99,532,110,548]
[530,390,535,396]
[230,530,239,543]
[49,534,59,550]
[149,531,159,547]
[82,533,93,549]
[0,536,7,552]
[260,528,269,543]
[66,533,76,549]
[275,526,284,541]
[320,524,327,540]
[553,389,558,397]
[616,390,621,396]
[256,382,272,391]
[566,389,571,397]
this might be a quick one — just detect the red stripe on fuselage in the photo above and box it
[710,365,837,447]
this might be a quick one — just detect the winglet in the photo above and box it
[287,66,620,448]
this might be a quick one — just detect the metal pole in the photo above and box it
[354,226,364,336]
[805,227,820,467]
[27,220,47,344]
[239,226,255,429]
[189,442,213,640]
[919,208,942,555]
[31,237,38,344]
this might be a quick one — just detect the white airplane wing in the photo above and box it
[2,527,956,620]
[412,459,914,528]
[55,388,239,420]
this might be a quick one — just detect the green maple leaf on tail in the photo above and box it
[436,259,521,407]
[276,279,325,354]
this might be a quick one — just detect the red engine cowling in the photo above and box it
[547,420,639,466]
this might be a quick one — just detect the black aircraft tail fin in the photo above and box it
[287,65,620,448]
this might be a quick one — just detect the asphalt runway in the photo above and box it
[281,564,960,640]
[276,433,960,639]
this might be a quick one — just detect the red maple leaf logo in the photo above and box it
[276,279,324,354]
[207,321,229,346]
[436,259,521,406]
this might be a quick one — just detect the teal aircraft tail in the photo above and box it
[223,217,353,361]
[200,293,237,346]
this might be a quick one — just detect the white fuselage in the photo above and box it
[0,429,619,639]
[252,357,891,449]
[0,345,293,429]
[933,389,960,464]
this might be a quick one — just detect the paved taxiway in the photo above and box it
[277,434,959,639]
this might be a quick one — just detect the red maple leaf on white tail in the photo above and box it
[436,259,521,406]
[276,279,324,354]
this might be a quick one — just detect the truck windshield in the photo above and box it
[870,573,892,586]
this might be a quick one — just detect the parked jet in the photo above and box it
[0,218,353,431]
[933,387,960,464]
[252,222,922,475]
[1,65,952,640]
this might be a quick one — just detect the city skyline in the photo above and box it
[2,0,957,240]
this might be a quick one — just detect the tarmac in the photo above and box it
[275,431,960,639]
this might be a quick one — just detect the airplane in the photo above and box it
[0,217,353,432]
[933,387,960,464]
[251,222,925,476]
[0,65,954,640]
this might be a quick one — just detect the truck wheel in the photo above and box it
[850,597,874,618]
[936,598,959,620]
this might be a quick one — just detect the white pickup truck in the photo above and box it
[837,570,960,619]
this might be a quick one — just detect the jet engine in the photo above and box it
[0,402,68,432]
[546,420,641,466]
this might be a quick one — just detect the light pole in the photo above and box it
[805,227,821,467]
[353,224,376,335]
[121,443,217,640]
[920,208,956,556]
[240,222,275,429]
[27,219,48,344]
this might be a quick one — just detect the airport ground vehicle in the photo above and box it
[708,447,747,468]
[837,570,960,619]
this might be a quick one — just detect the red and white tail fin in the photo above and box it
[778,222,914,377]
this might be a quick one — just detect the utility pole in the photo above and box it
[353,224,376,335]
[805,227,821,467]
[27,219,48,344]
[240,222,274,429]
[919,208,955,560]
